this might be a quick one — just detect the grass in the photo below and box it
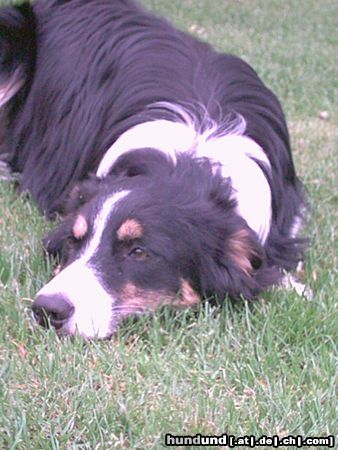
[0,0,337,448]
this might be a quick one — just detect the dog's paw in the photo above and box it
[280,272,313,300]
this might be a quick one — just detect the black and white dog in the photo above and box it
[0,0,306,338]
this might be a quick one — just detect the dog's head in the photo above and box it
[33,151,278,339]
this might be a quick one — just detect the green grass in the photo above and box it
[0,0,337,448]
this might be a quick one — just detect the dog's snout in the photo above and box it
[33,294,75,329]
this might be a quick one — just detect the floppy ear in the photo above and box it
[42,217,73,257]
[56,174,101,215]
[110,148,173,178]
[200,226,280,300]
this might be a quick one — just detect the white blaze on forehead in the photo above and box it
[82,190,130,262]
[36,190,130,339]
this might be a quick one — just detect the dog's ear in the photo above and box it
[200,226,280,300]
[110,148,174,178]
[56,175,101,216]
[42,217,73,258]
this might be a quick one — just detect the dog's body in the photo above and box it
[0,0,306,338]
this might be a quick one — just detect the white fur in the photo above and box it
[147,101,247,137]
[37,261,114,338]
[97,119,196,176]
[36,190,130,338]
[289,214,303,238]
[82,190,130,261]
[97,104,272,243]
[197,135,271,243]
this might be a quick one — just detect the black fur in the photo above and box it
[1,1,303,218]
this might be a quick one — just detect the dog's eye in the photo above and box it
[129,247,148,260]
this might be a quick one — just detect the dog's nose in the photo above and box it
[32,294,75,329]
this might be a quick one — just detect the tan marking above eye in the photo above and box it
[72,215,88,240]
[117,219,143,241]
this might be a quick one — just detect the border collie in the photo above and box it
[0,0,306,339]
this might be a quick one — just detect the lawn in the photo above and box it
[0,0,337,449]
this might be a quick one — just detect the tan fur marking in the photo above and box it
[229,229,255,275]
[72,215,88,240]
[119,280,200,316]
[117,219,143,241]
[173,279,201,307]
[119,283,173,315]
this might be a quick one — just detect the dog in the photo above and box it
[0,0,306,339]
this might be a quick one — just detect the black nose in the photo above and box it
[32,294,75,329]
